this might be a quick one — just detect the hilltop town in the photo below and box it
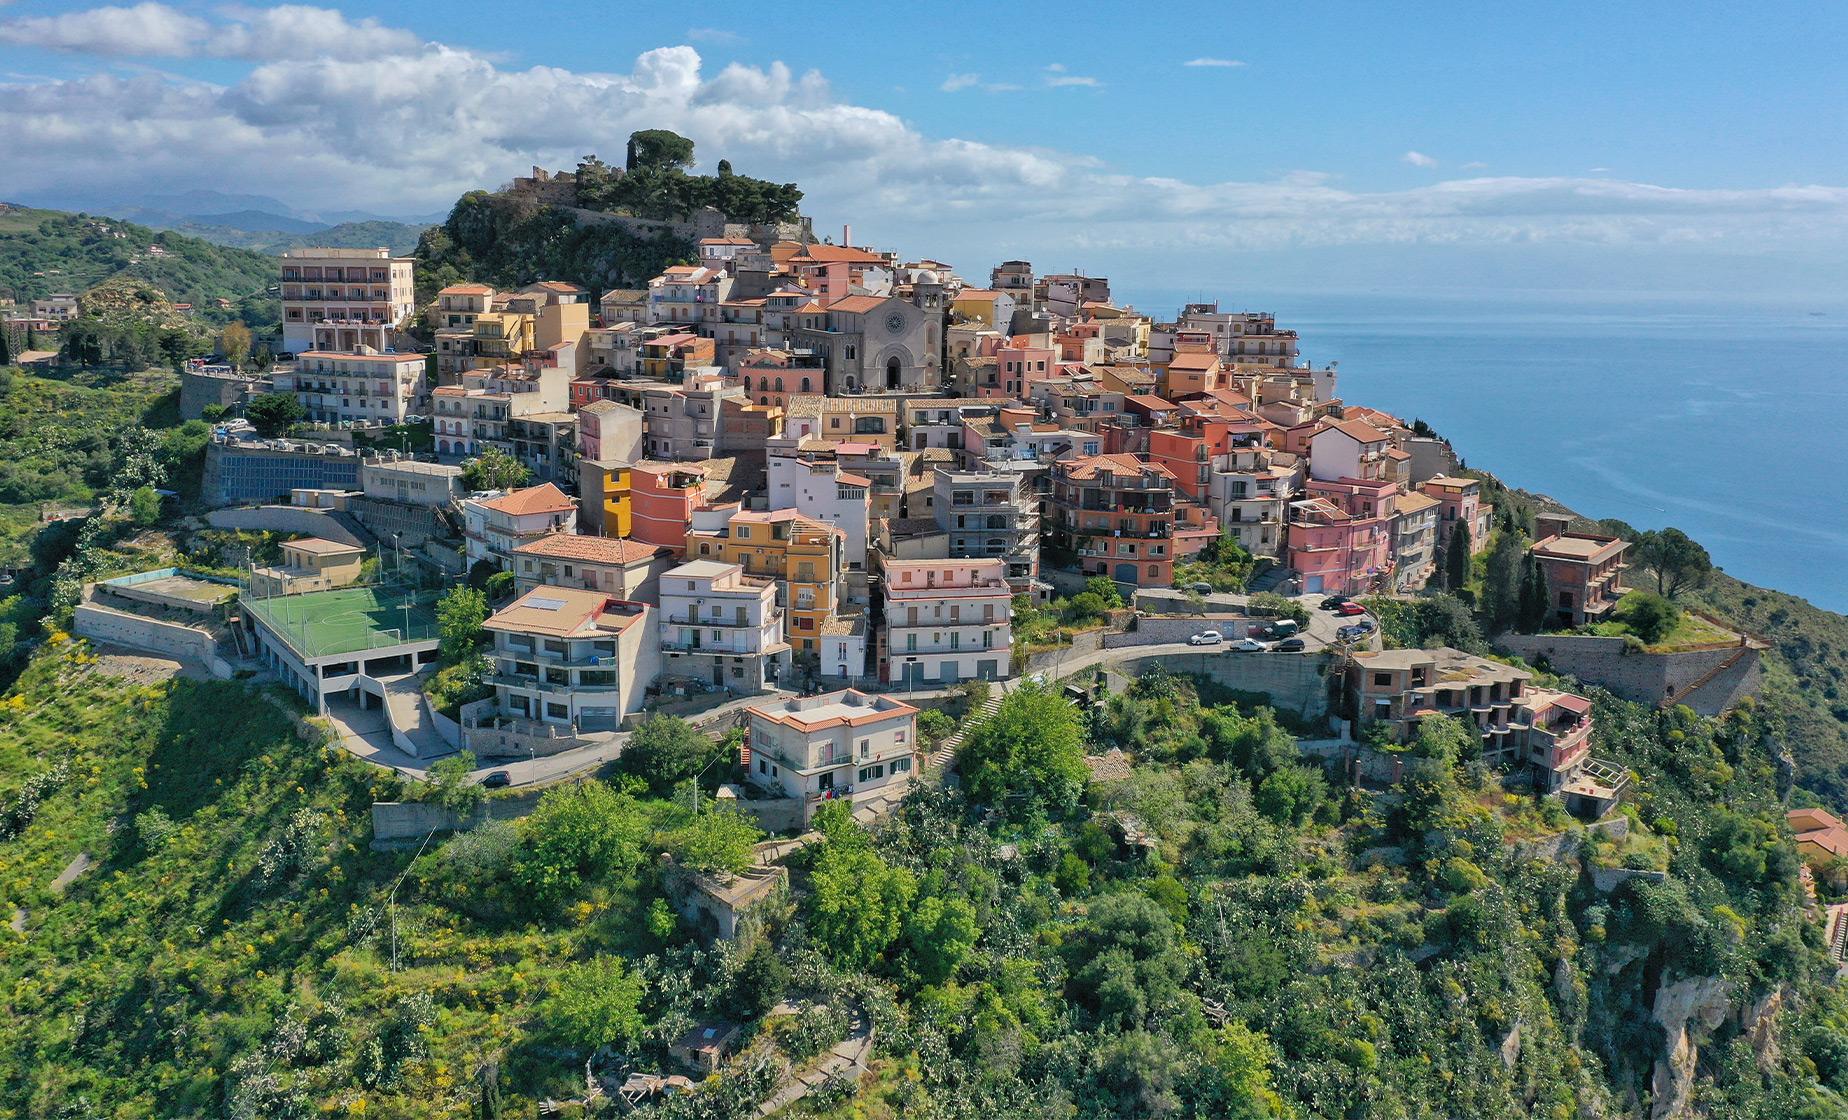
[1,140,1842,1120]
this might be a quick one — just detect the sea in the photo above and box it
[1122,289,1848,615]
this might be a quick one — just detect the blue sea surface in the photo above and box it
[1123,289,1848,613]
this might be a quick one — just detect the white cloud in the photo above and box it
[1045,62,1066,72]
[1046,74,1101,88]
[1183,57,1245,68]
[940,72,980,92]
[1402,150,1439,168]
[3,21,1847,268]
[1463,160,1487,170]
[0,2,419,59]
[0,3,205,55]
[686,26,742,45]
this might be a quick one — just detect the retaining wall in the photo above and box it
[1496,632,1761,716]
[74,602,232,677]
[1097,649,1330,722]
[205,506,368,547]
[1103,615,1262,647]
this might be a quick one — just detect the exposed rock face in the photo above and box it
[1649,976,1731,1120]
[1739,987,1786,1073]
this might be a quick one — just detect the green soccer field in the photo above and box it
[242,585,441,659]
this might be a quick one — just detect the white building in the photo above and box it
[880,558,1012,686]
[657,560,791,692]
[745,689,918,822]
[281,350,427,425]
[460,483,577,568]
[1204,446,1301,559]
[766,444,873,574]
[480,587,662,733]
[360,458,465,508]
[279,247,416,355]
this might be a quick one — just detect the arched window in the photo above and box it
[776,378,784,392]
[801,377,811,391]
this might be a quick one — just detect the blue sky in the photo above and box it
[4,1,1846,299]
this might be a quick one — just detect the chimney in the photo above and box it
[843,224,852,248]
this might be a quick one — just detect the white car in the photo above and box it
[1230,637,1272,652]
[1187,631,1224,646]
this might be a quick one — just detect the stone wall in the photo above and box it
[730,796,806,834]
[346,496,452,548]
[180,368,264,420]
[1098,648,1330,723]
[1496,631,1761,716]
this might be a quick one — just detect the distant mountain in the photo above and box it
[185,210,326,234]
[0,203,277,322]
[167,217,429,256]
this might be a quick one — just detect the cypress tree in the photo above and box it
[1444,523,1471,592]
[1517,552,1550,632]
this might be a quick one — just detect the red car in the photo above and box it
[1334,601,1368,617]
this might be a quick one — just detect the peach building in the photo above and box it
[1050,454,1181,587]
[1531,532,1631,628]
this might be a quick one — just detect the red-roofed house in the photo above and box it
[510,533,675,600]
[461,483,578,567]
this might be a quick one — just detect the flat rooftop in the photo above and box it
[243,584,440,659]
[749,688,916,731]
[105,571,237,605]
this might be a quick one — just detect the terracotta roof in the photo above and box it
[511,534,667,565]
[1059,453,1176,482]
[484,586,648,639]
[790,245,887,265]
[476,482,575,515]
[1126,394,1177,410]
[438,283,494,295]
[284,536,365,556]
[826,294,892,314]
[1167,351,1221,371]
[1324,417,1390,444]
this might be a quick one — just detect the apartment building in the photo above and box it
[642,368,743,461]
[433,285,589,383]
[1348,647,1594,792]
[647,265,734,328]
[1308,418,1394,483]
[481,588,662,733]
[880,558,1011,686]
[281,350,427,425]
[740,348,827,410]
[1391,490,1442,591]
[1285,496,1391,596]
[1049,454,1180,587]
[279,247,415,355]
[745,690,919,822]
[629,460,720,554]
[510,533,672,600]
[1177,303,1300,368]
[765,445,873,570]
[1531,532,1631,628]
[459,483,577,568]
[657,560,790,691]
[932,467,1038,587]
[686,508,844,654]
[1204,446,1301,559]
[1422,475,1493,554]
[431,361,572,460]
[31,293,80,322]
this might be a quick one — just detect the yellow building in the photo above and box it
[687,508,843,654]
[248,537,367,596]
[578,460,634,538]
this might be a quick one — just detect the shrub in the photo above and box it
[541,957,645,1052]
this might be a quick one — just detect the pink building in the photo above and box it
[1286,496,1392,596]
[1422,475,1493,554]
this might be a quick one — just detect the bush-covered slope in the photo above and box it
[0,205,276,323]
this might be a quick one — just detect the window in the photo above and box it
[858,764,885,783]
[1374,672,1393,687]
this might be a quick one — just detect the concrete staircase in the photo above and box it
[1246,561,1289,595]
[369,671,445,757]
[1829,904,1848,964]
[927,691,1003,773]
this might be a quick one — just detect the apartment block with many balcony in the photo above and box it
[279,248,415,355]
[1049,454,1180,588]
[686,507,845,655]
[479,587,662,735]
[745,690,918,822]
[657,560,791,692]
[880,558,1011,686]
[281,350,426,425]
[931,467,1038,588]
[1531,532,1631,628]
[1204,446,1301,559]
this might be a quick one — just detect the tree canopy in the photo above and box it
[958,683,1089,817]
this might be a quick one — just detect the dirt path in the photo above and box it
[51,853,93,893]
[755,1004,872,1117]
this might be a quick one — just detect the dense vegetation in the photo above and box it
[0,205,276,325]
[573,133,803,225]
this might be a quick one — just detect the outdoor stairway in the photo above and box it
[1660,642,1752,709]
[1830,904,1848,964]
[373,672,444,757]
[1246,561,1289,595]
[927,691,1003,773]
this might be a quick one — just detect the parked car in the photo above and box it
[1319,596,1352,610]
[1230,637,1272,652]
[1349,618,1376,634]
[1268,619,1301,638]
[481,771,511,789]
[1336,624,1370,642]
[1334,601,1368,617]
[1273,637,1307,652]
[1188,582,1215,595]
[1187,631,1224,646]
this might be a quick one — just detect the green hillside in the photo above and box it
[0,205,277,323]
